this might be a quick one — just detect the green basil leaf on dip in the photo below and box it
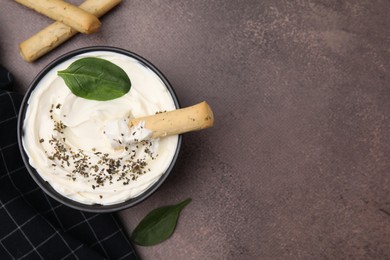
[57,57,131,101]
[131,198,192,246]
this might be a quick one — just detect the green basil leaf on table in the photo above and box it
[131,198,192,246]
[57,57,131,101]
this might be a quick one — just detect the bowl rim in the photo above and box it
[17,46,182,213]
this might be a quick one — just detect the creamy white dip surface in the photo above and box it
[23,51,178,205]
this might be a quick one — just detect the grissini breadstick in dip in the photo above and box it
[19,0,121,62]
[15,0,101,34]
[129,101,214,139]
[104,102,214,149]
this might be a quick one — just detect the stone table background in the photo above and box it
[1,0,389,259]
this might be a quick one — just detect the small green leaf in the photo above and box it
[57,57,131,101]
[131,198,192,246]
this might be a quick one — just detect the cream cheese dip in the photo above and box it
[22,51,179,205]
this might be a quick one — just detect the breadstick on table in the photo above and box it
[15,0,101,34]
[129,101,214,139]
[19,0,122,62]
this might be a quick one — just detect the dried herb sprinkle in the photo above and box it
[41,103,157,189]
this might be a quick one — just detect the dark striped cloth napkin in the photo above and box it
[0,90,139,260]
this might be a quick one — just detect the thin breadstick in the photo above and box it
[129,101,214,139]
[15,0,101,34]
[19,0,122,62]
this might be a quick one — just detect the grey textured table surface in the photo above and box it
[1,0,389,259]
